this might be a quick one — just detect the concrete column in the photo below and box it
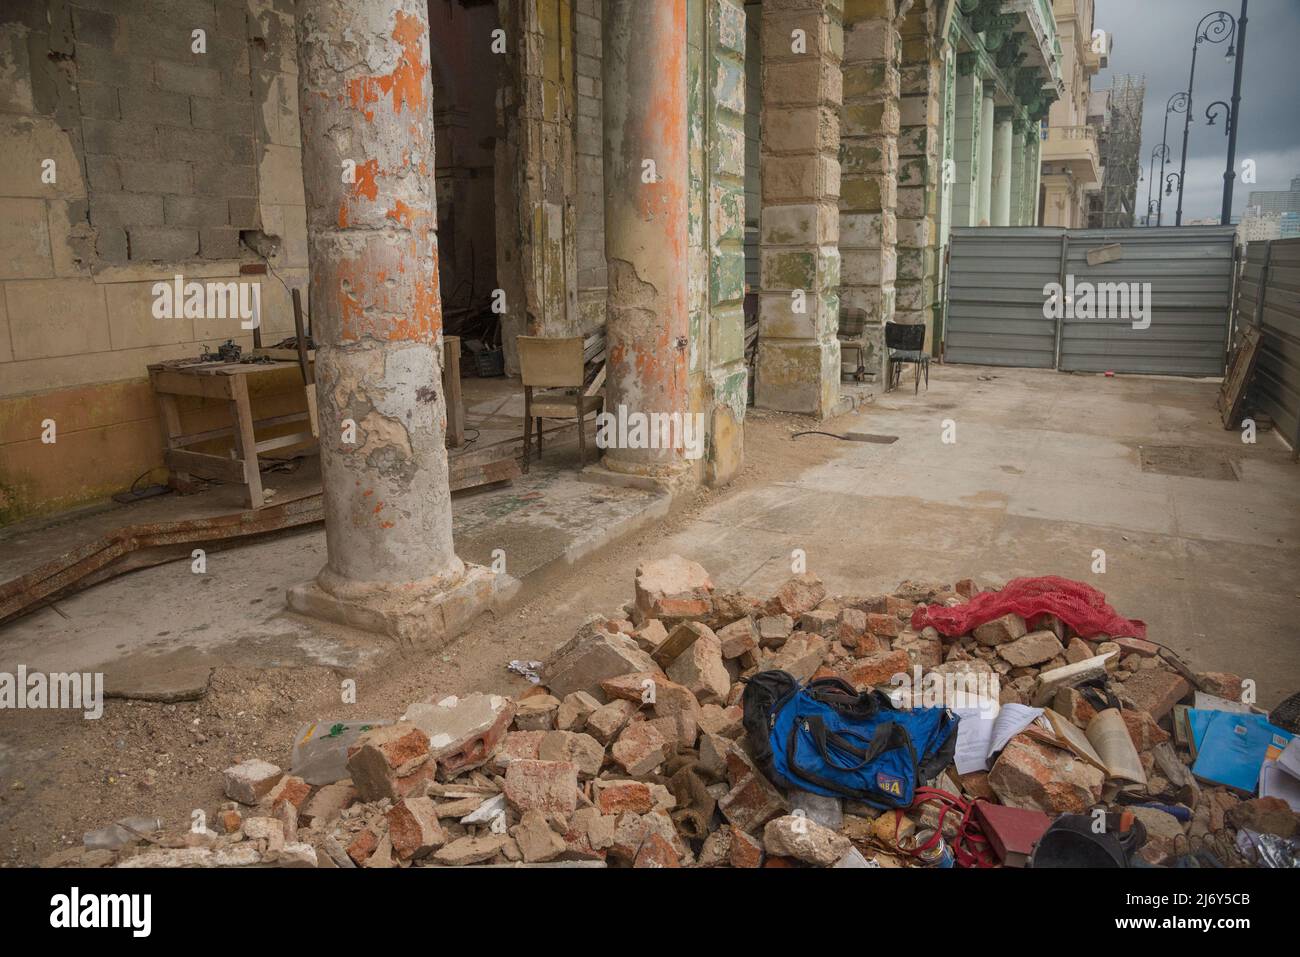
[756,0,842,416]
[1008,121,1026,226]
[288,0,496,645]
[703,0,750,486]
[1041,173,1071,227]
[951,66,982,227]
[1025,130,1042,226]
[990,109,1013,227]
[895,0,941,343]
[976,85,994,226]
[839,0,901,382]
[600,0,691,479]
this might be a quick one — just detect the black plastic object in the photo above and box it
[1028,811,1147,868]
[1269,692,1300,735]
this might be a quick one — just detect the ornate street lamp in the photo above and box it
[1148,144,1170,226]
[1219,0,1249,225]
[1165,172,1183,203]
[1157,93,1188,226]
[1174,10,1237,226]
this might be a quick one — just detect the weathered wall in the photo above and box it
[494,0,578,375]
[0,0,310,526]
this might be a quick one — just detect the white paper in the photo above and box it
[951,700,1042,774]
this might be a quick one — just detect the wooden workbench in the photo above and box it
[150,338,466,509]
[148,358,317,510]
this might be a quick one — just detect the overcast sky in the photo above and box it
[1093,0,1300,222]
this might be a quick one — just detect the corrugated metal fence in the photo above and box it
[1235,238,1300,452]
[945,226,1237,376]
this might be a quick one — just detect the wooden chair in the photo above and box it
[517,335,604,471]
[838,307,870,381]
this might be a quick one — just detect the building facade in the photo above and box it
[1,0,1064,531]
[1037,0,1101,228]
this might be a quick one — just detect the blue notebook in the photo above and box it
[1188,709,1293,793]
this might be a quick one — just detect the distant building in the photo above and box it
[1282,212,1300,239]
[1237,206,1282,244]
[1247,176,1300,215]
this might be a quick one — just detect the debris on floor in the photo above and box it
[49,557,1299,869]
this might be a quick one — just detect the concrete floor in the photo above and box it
[2,364,1297,706]
[0,376,666,698]
[654,365,1300,707]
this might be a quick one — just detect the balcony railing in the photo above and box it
[1043,125,1097,143]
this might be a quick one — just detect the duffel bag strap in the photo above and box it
[807,715,905,772]
[904,787,997,869]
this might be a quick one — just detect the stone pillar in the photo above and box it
[1025,129,1042,226]
[896,0,941,345]
[990,108,1013,226]
[1008,120,1026,226]
[601,0,692,478]
[976,85,994,226]
[1041,173,1071,227]
[289,0,496,645]
[951,63,982,228]
[840,0,900,381]
[704,0,750,485]
[756,0,843,416]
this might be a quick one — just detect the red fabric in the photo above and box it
[905,787,996,868]
[910,575,1146,639]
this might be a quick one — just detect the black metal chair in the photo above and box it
[885,321,929,394]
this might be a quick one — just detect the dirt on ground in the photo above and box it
[0,407,847,866]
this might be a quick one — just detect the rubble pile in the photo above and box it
[62,557,1299,868]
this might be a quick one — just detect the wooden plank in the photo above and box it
[253,430,316,454]
[228,374,265,508]
[164,449,246,483]
[448,455,521,493]
[444,335,464,448]
[151,369,234,400]
[1218,326,1262,429]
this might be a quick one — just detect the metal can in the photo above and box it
[902,827,955,868]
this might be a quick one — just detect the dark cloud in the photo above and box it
[1093,0,1300,220]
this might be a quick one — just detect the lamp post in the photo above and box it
[1148,144,1170,226]
[1218,0,1248,225]
[1158,93,1188,226]
[1165,172,1183,215]
[1174,10,1237,226]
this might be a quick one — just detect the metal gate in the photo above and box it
[945,226,1237,376]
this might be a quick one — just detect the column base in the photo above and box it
[756,339,841,418]
[286,563,518,649]
[579,460,695,496]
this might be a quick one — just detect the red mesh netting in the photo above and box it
[910,576,1146,640]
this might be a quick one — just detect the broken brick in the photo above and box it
[611,721,669,776]
[503,759,579,815]
[222,759,283,806]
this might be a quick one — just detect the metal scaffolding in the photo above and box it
[1098,74,1146,228]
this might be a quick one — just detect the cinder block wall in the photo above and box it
[0,0,310,526]
[573,0,606,335]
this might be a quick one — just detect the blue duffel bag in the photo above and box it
[742,670,959,809]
